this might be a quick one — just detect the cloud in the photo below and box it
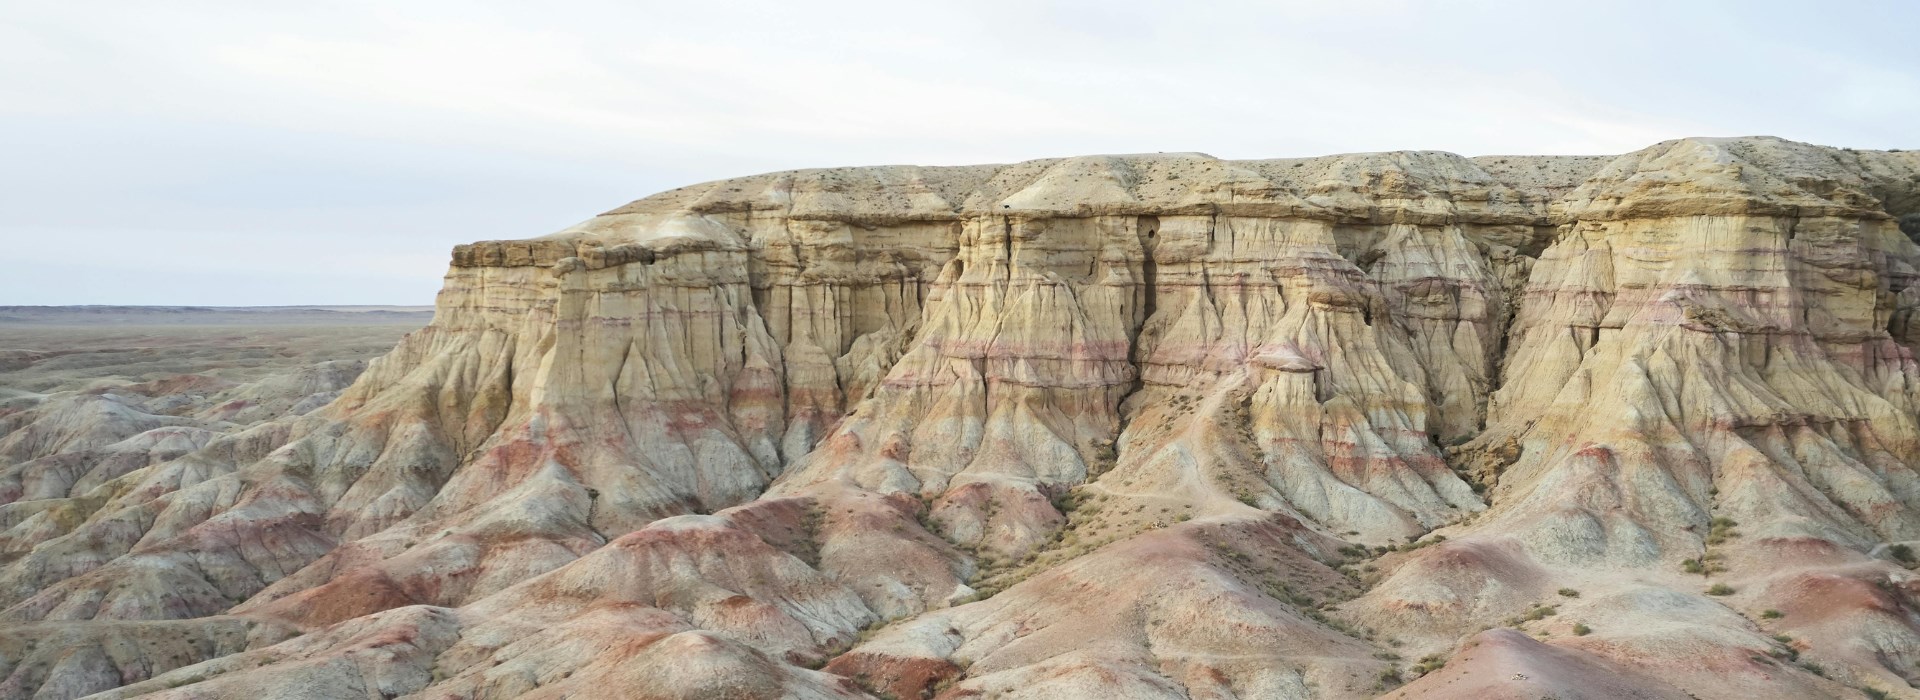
[1,0,1914,304]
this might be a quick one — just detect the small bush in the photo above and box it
[1760,609,1783,619]
[1802,661,1825,677]
[1572,622,1592,636]
[1410,654,1446,676]
[1706,583,1736,596]
[1682,558,1705,574]
[1376,667,1403,686]
[1706,517,1741,545]
[1864,688,1890,700]
[1507,604,1559,625]
[1891,543,1915,564]
[1557,588,1580,598]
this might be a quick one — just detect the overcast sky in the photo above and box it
[3,0,1916,305]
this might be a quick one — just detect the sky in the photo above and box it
[2,0,1916,306]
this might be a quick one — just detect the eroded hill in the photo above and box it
[6,138,1920,699]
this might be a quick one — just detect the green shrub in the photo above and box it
[1507,604,1558,625]
[1760,609,1783,619]
[1706,517,1740,545]
[1557,588,1580,598]
[1706,583,1735,596]
[1891,543,1915,564]
[1410,654,1446,675]
[1572,622,1592,636]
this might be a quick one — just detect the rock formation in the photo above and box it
[5,136,1920,699]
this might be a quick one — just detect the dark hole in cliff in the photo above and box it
[1899,212,1920,244]
[1355,248,1386,272]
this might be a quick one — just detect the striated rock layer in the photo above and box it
[7,136,1920,699]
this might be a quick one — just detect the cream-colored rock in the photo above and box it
[5,137,1920,699]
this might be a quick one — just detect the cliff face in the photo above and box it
[6,136,1920,699]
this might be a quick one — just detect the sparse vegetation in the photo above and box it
[1398,534,1445,552]
[1706,583,1736,596]
[1409,653,1447,676]
[1761,609,1783,619]
[1507,604,1558,626]
[854,619,885,644]
[1572,622,1592,636]
[1890,543,1915,564]
[1557,588,1580,598]
[1374,667,1404,689]
[1706,517,1740,546]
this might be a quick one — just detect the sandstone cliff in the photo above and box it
[5,137,1920,699]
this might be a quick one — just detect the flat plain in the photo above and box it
[0,306,430,397]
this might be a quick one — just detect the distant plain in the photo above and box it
[0,306,430,398]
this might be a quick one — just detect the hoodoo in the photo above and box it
[5,136,1920,699]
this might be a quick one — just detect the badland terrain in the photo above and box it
[4,137,1920,699]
